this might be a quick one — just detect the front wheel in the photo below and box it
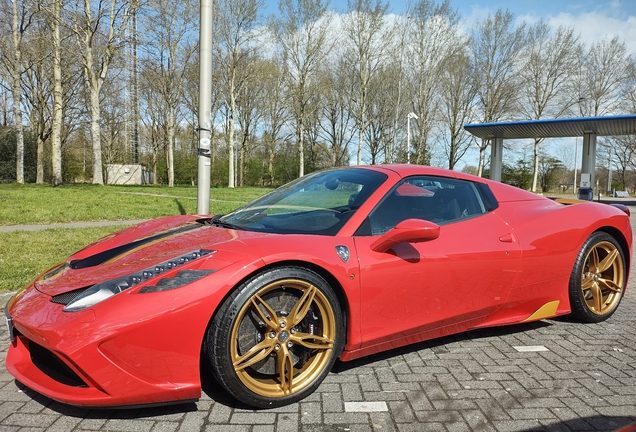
[569,232,626,323]
[207,267,344,408]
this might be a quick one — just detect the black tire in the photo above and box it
[568,232,626,323]
[207,266,344,408]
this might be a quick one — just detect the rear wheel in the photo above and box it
[208,267,344,408]
[569,232,626,322]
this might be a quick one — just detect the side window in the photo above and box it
[357,176,491,236]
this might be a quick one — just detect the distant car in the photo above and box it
[5,165,632,409]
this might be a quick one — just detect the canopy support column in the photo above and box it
[489,137,503,182]
[578,132,597,200]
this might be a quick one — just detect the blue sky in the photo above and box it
[264,0,636,54]
[322,0,636,17]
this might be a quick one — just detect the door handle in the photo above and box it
[499,233,515,243]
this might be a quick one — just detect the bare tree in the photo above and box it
[317,59,354,167]
[606,135,636,190]
[49,0,63,185]
[214,0,262,187]
[438,50,476,170]
[69,0,134,184]
[235,55,266,186]
[20,17,53,184]
[576,36,634,117]
[20,9,84,183]
[271,0,333,177]
[471,9,526,176]
[363,64,402,164]
[405,0,462,165]
[142,0,197,187]
[6,0,38,183]
[259,59,290,184]
[341,0,390,165]
[520,21,579,191]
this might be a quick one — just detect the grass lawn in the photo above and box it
[0,226,122,292]
[0,184,271,293]
[0,183,270,225]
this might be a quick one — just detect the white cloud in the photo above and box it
[546,12,636,55]
[459,2,636,56]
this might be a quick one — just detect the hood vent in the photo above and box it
[139,269,217,293]
[51,287,89,306]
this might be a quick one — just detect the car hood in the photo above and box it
[34,215,267,297]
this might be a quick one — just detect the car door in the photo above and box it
[352,176,521,350]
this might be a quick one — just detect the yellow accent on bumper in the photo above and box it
[524,300,560,322]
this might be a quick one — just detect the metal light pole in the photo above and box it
[196,0,213,215]
[407,112,418,164]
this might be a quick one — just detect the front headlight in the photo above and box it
[63,249,215,312]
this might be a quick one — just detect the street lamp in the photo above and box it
[407,112,418,164]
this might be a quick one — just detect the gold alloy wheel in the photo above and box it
[229,278,336,398]
[581,240,624,315]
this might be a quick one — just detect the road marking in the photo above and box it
[344,402,388,412]
[513,345,549,352]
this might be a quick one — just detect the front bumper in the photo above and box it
[4,280,222,407]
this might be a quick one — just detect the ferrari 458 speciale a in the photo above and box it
[5,165,632,408]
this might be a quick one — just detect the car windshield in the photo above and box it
[217,168,388,235]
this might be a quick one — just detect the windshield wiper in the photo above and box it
[206,216,244,230]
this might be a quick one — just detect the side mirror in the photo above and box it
[370,218,440,252]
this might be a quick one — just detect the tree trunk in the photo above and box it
[268,141,274,186]
[89,78,104,184]
[298,121,304,177]
[357,127,362,166]
[51,0,63,186]
[11,0,24,184]
[152,145,158,184]
[239,144,244,187]
[477,139,487,178]
[531,138,540,192]
[228,89,236,187]
[167,108,175,187]
[36,120,44,184]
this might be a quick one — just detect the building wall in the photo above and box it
[105,164,152,185]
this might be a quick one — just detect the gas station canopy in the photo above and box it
[464,114,636,140]
[463,114,636,199]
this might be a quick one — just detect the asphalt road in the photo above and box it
[0,201,635,431]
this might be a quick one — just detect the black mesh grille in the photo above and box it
[51,288,89,306]
[29,340,88,388]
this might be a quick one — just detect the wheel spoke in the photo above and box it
[291,332,334,350]
[598,277,622,293]
[233,339,275,371]
[589,247,600,272]
[250,294,279,329]
[288,284,317,327]
[581,274,595,290]
[277,348,294,395]
[589,282,603,312]
[596,248,619,273]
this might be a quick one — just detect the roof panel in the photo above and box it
[464,115,636,139]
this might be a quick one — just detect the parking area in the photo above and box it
[0,203,635,431]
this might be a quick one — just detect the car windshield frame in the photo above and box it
[217,168,388,235]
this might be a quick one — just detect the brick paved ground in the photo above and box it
[1,204,635,431]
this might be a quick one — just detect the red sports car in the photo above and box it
[4,165,632,409]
